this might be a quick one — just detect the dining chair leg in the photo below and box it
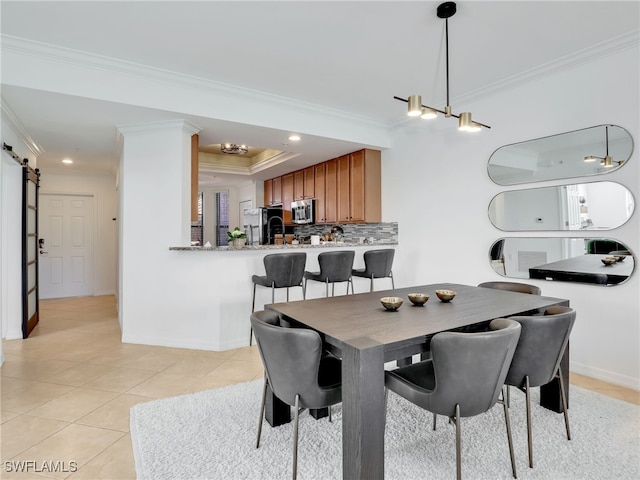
[301,282,306,300]
[325,278,329,297]
[558,368,572,441]
[370,274,374,293]
[329,405,332,423]
[525,375,533,468]
[292,394,300,480]
[433,413,437,431]
[383,388,389,432]
[256,377,268,448]
[286,287,290,302]
[454,404,462,480]
[500,387,517,478]
[390,272,395,290]
[506,384,510,408]
[271,282,275,304]
[250,284,258,346]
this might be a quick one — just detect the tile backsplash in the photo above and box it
[294,222,398,243]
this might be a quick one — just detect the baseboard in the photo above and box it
[122,333,229,352]
[571,361,640,391]
[94,289,116,296]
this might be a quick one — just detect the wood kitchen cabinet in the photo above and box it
[314,161,337,224]
[272,176,282,205]
[282,173,294,224]
[336,149,381,223]
[294,167,315,200]
[264,148,380,224]
[264,178,273,206]
[293,170,304,200]
[303,166,315,199]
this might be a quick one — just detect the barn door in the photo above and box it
[22,164,40,338]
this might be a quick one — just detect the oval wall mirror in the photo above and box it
[489,181,635,231]
[488,124,633,185]
[489,237,634,286]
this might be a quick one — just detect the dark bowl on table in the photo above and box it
[601,257,617,266]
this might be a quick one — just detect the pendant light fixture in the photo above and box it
[584,125,616,167]
[394,2,490,131]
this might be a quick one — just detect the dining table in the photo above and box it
[266,282,570,480]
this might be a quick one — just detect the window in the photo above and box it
[215,191,230,246]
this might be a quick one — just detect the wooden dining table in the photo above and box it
[266,282,570,480]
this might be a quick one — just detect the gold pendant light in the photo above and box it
[394,2,490,132]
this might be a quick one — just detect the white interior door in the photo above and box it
[39,194,94,299]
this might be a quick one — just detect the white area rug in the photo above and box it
[130,380,639,479]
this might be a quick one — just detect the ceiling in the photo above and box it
[1,1,638,186]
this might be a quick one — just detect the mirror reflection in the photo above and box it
[489,181,635,231]
[488,124,633,185]
[489,237,634,286]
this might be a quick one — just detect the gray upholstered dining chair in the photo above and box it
[251,310,342,480]
[492,305,576,469]
[250,252,307,345]
[478,280,542,296]
[384,318,522,480]
[351,248,395,292]
[304,250,354,297]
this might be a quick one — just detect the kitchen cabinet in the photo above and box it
[314,161,337,224]
[294,167,315,200]
[282,173,294,224]
[272,176,282,205]
[264,148,380,223]
[264,178,273,206]
[336,149,381,223]
[304,166,315,199]
[294,170,304,200]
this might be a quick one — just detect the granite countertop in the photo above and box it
[169,240,397,251]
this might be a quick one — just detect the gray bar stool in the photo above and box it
[251,252,307,345]
[351,248,395,292]
[303,250,354,297]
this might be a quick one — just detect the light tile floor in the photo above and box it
[1,295,638,479]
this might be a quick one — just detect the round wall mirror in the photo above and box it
[489,237,634,286]
[488,124,633,185]
[489,181,635,231]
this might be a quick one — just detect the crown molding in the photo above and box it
[1,97,43,158]
[1,34,388,130]
[456,29,640,107]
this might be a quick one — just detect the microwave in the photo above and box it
[291,199,315,224]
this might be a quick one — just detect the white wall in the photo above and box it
[38,169,118,296]
[1,120,38,346]
[383,45,639,390]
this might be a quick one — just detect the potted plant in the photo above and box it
[227,227,247,248]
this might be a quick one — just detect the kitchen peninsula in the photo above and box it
[168,224,398,352]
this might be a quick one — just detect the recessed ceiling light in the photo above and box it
[62,159,73,164]
[288,135,301,141]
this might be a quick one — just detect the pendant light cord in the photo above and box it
[445,17,450,108]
